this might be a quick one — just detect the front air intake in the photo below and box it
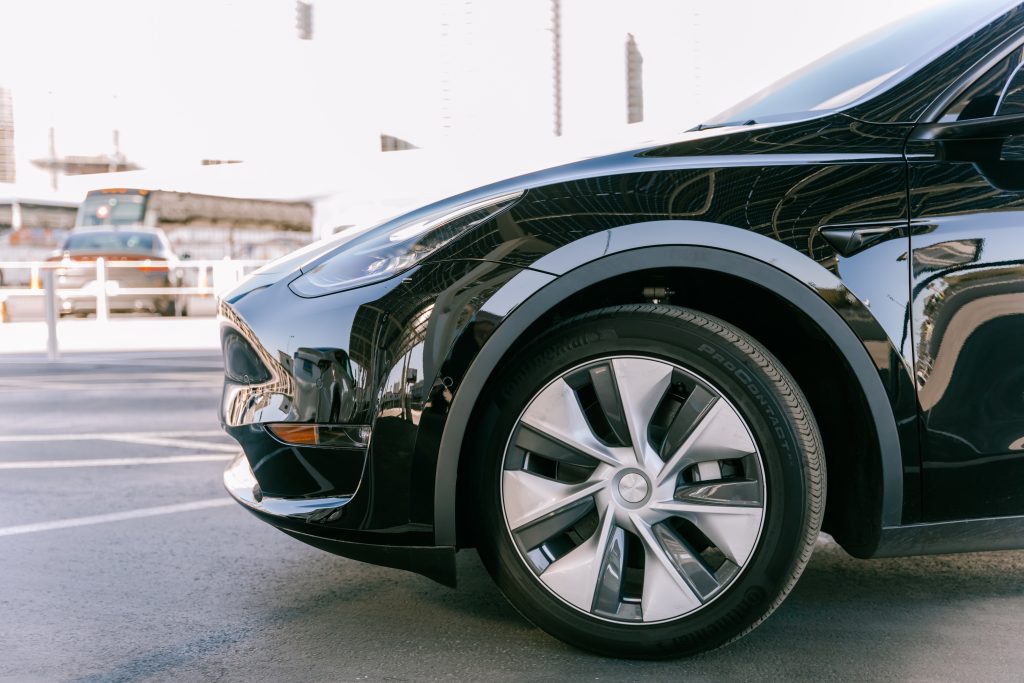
[221,327,272,384]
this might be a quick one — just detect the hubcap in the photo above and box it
[617,472,650,504]
[500,356,766,623]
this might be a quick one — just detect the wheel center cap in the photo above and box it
[617,472,650,504]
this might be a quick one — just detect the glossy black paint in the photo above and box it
[220,6,1024,582]
[905,28,1024,521]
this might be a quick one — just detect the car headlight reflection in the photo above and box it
[289,190,523,297]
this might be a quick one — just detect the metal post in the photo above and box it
[42,268,59,360]
[551,0,562,137]
[95,257,109,322]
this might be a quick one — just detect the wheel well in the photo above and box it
[457,267,884,555]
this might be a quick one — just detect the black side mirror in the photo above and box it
[910,114,1024,192]
[910,113,1024,142]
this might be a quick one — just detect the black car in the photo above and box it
[221,1,1024,658]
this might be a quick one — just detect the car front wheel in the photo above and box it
[474,304,824,658]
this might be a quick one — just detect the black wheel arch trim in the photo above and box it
[433,220,906,548]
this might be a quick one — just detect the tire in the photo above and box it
[473,304,824,658]
[157,299,176,317]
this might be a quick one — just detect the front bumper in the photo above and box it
[216,249,530,586]
[223,453,456,586]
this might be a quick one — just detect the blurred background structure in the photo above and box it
[0,87,14,184]
[1,0,946,180]
[0,0,946,332]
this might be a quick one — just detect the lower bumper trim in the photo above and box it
[223,452,457,586]
[224,452,351,521]
[279,527,457,587]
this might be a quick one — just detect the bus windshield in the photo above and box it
[77,193,147,227]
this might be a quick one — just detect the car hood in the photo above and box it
[223,121,767,304]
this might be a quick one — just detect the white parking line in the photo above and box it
[0,430,226,443]
[103,435,238,452]
[0,372,220,383]
[0,354,223,368]
[0,381,221,392]
[0,498,234,537]
[0,454,232,469]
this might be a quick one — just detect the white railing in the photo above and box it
[0,258,267,358]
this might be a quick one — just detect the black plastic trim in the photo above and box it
[872,516,1024,557]
[272,521,457,586]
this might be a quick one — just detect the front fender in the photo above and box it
[433,220,908,547]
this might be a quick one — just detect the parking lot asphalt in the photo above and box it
[2,349,1024,682]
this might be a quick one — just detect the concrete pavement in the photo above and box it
[2,351,1024,681]
[0,318,219,354]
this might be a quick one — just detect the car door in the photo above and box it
[907,40,1024,521]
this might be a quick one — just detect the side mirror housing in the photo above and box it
[910,113,1024,141]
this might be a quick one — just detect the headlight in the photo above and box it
[289,190,523,297]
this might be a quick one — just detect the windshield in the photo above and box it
[703,0,1018,127]
[77,193,147,227]
[63,231,156,253]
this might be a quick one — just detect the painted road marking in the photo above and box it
[0,372,219,382]
[0,430,227,443]
[0,371,220,381]
[0,380,221,392]
[103,435,238,452]
[0,498,234,537]
[0,454,232,469]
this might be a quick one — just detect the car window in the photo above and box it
[703,0,1019,127]
[940,45,1024,122]
[63,231,156,252]
[996,62,1024,115]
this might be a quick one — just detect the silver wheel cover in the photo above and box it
[500,356,767,623]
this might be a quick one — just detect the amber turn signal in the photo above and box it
[267,424,371,448]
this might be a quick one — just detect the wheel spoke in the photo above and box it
[503,469,606,531]
[657,383,717,461]
[648,499,762,565]
[568,362,632,446]
[610,358,673,469]
[539,506,616,611]
[513,497,596,552]
[631,515,702,620]
[655,400,756,488]
[675,479,763,507]
[651,522,721,600]
[591,524,629,617]
[520,377,627,467]
[511,424,598,468]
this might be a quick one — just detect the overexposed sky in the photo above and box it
[0,1,330,174]
[1,0,947,191]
